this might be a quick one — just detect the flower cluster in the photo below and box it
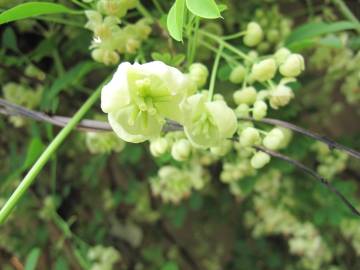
[101,61,238,148]
[85,0,151,65]
[88,245,121,270]
[2,82,43,127]
[150,165,208,204]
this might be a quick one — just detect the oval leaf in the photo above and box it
[286,21,357,45]
[186,0,220,19]
[0,2,79,25]
[24,248,41,270]
[167,0,185,42]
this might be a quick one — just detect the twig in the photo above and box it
[239,117,360,160]
[254,145,360,217]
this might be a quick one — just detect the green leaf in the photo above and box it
[42,61,98,109]
[167,0,186,41]
[2,27,18,52]
[286,21,357,46]
[161,261,179,270]
[186,0,221,19]
[23,137,45,169]
[0,2,80,25]
[24,248,41,270]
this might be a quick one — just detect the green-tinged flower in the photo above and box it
[251,152,271,169]
[243,22,263,47]
[279,53,305,77]
[229,64,246,84]
[86,132,125,154]
[253,100,267,120]
[189,63,209,88]
[233,87,257,105]
[97,0,138,18]
[85,10,120,39]
[269,85,294,109]
[101,61,191,143]
[239,127,261,147]
[181,93,237,148]
[235,104,250,118]
[263,128,284,150]
[149,137,169,157]
[250,58,277,82]
[171,139,192,161]
[92,48,120,66]
[274,47,291,65]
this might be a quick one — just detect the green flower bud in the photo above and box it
[86,132,125,154]
[189,63,209,88]
[229,64,246,84]
[239,127,261,147]
[277,127,292,149]
[279,54,305,77]
[25,65,45,81]
[250,58,277,82]
[150,137,169,157]
[181,93,237,148]
[252,100,268,120]
[256,90,269,100]
[171,139,191,161]
[263,128,284,150]
[92,48,120,65]
[243,22,263,47]
[251,152,270,169]
[233,87,257,105]
[210,140,232,156]
[274,48,291,65]
[213,93,224,101]
[235,104,250,118]
[257,42,271,53]
[267,29,280,43]
[269,85,294,109]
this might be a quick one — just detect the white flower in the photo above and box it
[181,93,237,148]
[101,61,190,143]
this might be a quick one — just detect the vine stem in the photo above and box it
[208,43,223,101]
[199,29,252,62]
[0,77,109,225]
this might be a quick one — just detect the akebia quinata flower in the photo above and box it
[101,61,190,143]
[180,93,237,148]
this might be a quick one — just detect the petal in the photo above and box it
[101,62,132,113]
[206,100,237,139]
[108,106,163,143]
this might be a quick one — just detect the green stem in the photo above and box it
[52,49,65,76]
[137,2,154,22]
[38,16,85,28]
[208,44,223,101]
[70,0,89,10]
[199,40,239,68]
[0,77,109,225]
[222,31,246,41]
[199,30,252,62]
[151,0,165,14]
[331,0,360,33]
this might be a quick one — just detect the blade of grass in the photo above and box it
[0,76,110,225]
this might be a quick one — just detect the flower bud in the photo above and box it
[243,22,263,47]
[263,128,284,150]
[235,104,250,118]
[229,64,246,84]
[252,100,267,120]
[240,127,261,147]
[189,63,209,88]
[251,152,271,169]
[267,29,280,43]
[274,48,291,65]
[92,48,119,65]
[233,86,257,105]
[269,85,294,109]
[171,139,191,161]
[279,54,305,77]
[150,137,169,157]
[250,59,277,82]
[256,90,269,100]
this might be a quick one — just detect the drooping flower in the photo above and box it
[181,93,237,148]
[101,61,191,143]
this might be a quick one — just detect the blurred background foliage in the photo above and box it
[0,0,360,269]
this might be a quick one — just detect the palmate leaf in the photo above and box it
[0,2,80,25]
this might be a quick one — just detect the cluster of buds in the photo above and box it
[150,165,208,204]
[2,82,43,127]
[85,0,151,65]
